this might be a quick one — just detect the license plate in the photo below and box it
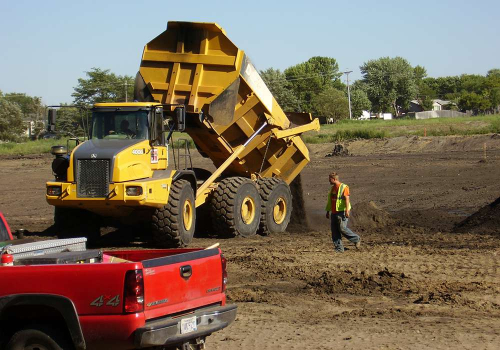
[180,316,197,334]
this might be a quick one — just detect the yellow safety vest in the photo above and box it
[335,183,351,212]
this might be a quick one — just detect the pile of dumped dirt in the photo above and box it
[343,134,500,156]
[454,196,500,235]
[349,201,395,231]
[308,268,415,297]
[326,144,349,157]
[288,174,309,232]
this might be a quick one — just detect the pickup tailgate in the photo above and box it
[109,248,226,320]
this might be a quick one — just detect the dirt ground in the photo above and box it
[1,134,500,350]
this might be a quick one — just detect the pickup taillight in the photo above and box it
[221,255,228,292]
[124,270,144,313]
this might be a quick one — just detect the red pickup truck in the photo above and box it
[0,247,236,350]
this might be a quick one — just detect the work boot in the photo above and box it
[355,241,361,250]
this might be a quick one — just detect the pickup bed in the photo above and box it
[0,247,236,350]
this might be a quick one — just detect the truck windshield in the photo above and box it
[91,110,149,140]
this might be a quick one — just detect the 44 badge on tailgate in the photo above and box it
[90,295,120,307]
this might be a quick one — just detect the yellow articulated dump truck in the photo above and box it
[46,21,319,247]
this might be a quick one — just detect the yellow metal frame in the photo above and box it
[46,174,174,216]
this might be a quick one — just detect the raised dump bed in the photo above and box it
[137,21,319,185]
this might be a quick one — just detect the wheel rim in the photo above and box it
[273,197,287,224]
[183,199,194,231]
[241,196,256,224]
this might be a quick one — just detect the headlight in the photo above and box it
[126,186,143,196]
[47,186,62,196]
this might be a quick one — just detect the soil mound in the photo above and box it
[326,144,349,157]
[308,268,415,297]
[349,201,395,230]
[343,134,500,156]
[454,196,500,235]
[288,175,309,232]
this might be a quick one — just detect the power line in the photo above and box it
[343,71,353,120]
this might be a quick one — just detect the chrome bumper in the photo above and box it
[135,304,237,348]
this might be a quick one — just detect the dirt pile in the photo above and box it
[288,175,309,232]
[349,201,395,231]
[454,196,500,235]
[326,144,349,157]
[307,268,415,297]
[344,134,500,156]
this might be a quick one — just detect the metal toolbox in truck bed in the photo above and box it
[16,249,101,265]
[6,238,87,260]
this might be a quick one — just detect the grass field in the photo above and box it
[304,114,500,143]
[0,135,194,156]
[0,138,72,156]
[1,115,499,156]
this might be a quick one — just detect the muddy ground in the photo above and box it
[1,134,499,350]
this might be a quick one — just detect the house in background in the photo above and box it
[23,118,46,139]
[409,99,454,112]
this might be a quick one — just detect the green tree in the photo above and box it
[72,68,134,107]
[414,65,427,81]
[55,104,89,137]
[360,57,417,116]
[349,88,372,119]
[260,68,300,111]
[3,93,44,116]
[312,87,349,122]
[460,74,486,95]
[0,98,25,141]
[485,69,500,112]
[458,91,490,114]
[284,57,343,113]
[3,92,46,138]
[423,76,461,99]
[413,66,435,111]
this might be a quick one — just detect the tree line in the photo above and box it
[1,60,499,142]
[262,56,500,120]
[0,68,133,141]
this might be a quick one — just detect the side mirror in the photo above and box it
[175,107,186,132]
[48,109,57,132]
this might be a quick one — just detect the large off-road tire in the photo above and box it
[152,179,196,247]
[210,177,261,237]
[6,325,72,350]
[54,207,101,243]
[257,178,292,236]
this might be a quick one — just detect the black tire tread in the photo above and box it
[6,325,72,350]
[210,177,253,237]
[257,178,292,236]
[152,179,193,247]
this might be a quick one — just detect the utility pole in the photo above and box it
[343,70,353,120]
[125,81,128,102]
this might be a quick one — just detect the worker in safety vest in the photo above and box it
[325,172,361,252]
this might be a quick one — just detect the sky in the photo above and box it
[1,0,499,105]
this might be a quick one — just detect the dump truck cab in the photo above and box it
[47,101,199,247]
